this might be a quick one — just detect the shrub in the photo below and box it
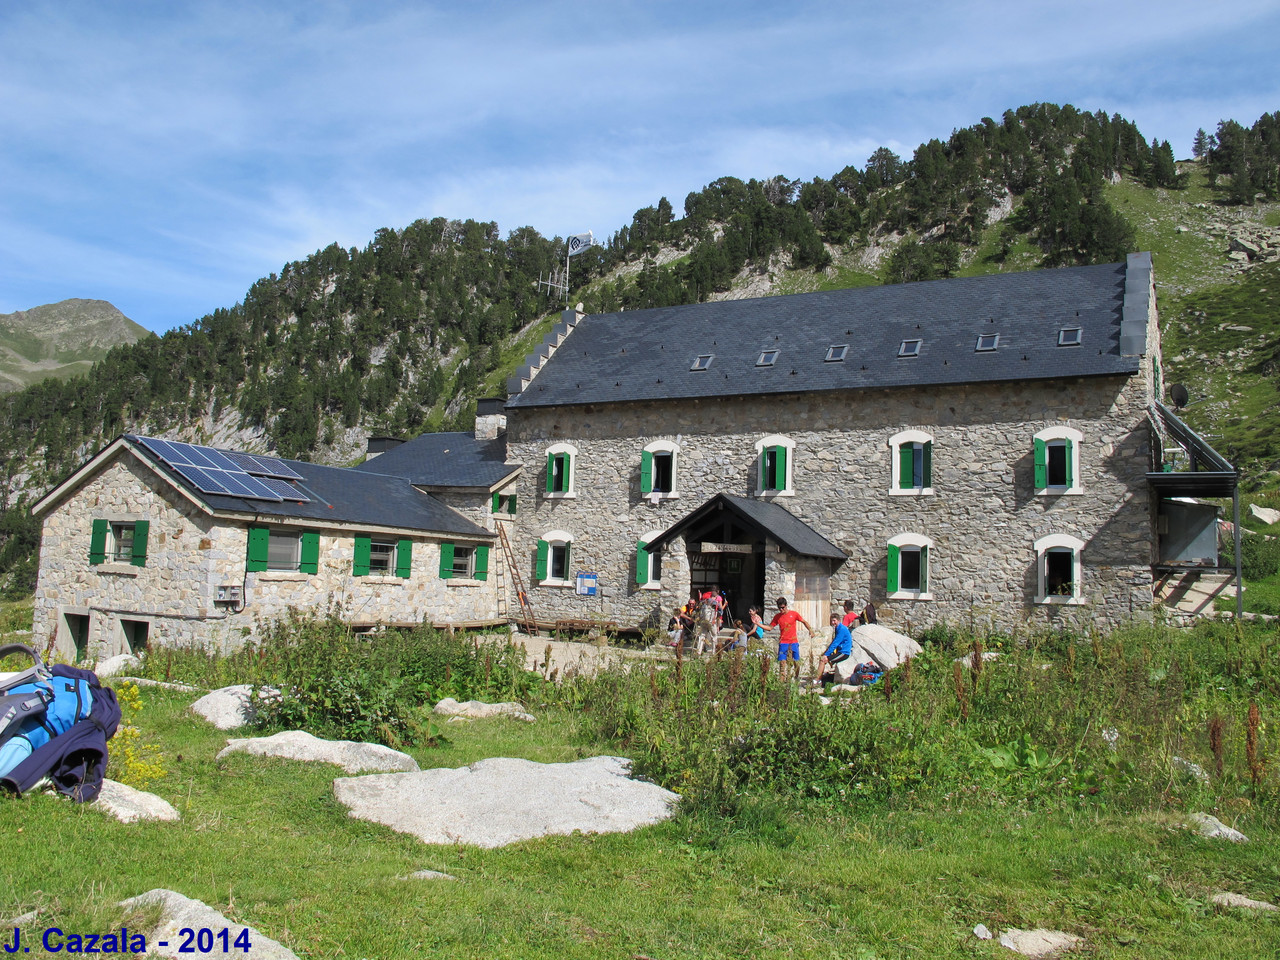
[1241,533,1280,581]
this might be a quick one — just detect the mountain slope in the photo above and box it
[0,299,150,393]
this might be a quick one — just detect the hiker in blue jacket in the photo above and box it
[818,613,854,684]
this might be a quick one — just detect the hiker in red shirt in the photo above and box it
[841,598,861,631]
[769,596,812,670]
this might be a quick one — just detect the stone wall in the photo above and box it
[505,372,1157,639]
[33,452,501,657]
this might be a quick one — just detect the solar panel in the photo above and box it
[173,465,232,496]
[135,435,284,502]
[224,452,305,480]
[261,477,311,502]
[193,445,244,472]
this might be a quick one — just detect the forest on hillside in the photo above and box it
[1,104,1278,597]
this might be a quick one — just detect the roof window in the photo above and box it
[691,354,714,371]
[898,339,922,358]
[1058,327,1082,346]
[757,349,779,367]
[825,344,848,362]
[976,333,999,352]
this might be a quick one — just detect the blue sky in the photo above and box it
[3,1,1278,333]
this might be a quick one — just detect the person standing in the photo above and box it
[769,597,812,675]
[842,598,861,631]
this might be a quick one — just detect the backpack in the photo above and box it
[0,645,95,780]
[0,644,53,746]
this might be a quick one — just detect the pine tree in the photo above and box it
[1193,128,1208,159]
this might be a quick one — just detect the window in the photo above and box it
[368,540,395,575]
[1034,534,1084,604]
[636,531,664,588]
[691,354,714,371]
[1033,426,1083,494]
[898,339,922,358]
[536,531,573,585]
[754,434,795,496]
[438,542,488,581]
[887,533,934,600]
[976,333,999,351]
[89,519,149,567]
[545,442,578,497]
[491,491,518,515]
[888,430,934,495]
[641,440,679,497]
[354,535,410,577]
[757,349,778,367]
[826,344,848,362]
[1058,327,1082,346]
[267,531,301,571]
[244,527,318,573]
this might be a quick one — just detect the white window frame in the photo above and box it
[544,442,578,499]
[1034,533,1086,605]
[538,529,574,587]
[1033,426,1083,495]
[754,434,796,498]
[637,529,664,591]
[887,532,934,601]
[368,539,395,575]
[888,429,935,497]
[109,522,137,563]
[450,544,476,579]
[266,530,301,572]
[641,439,680,499]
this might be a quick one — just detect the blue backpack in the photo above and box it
[0,645,95,779]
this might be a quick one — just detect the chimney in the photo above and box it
[475,397,507,440]
[365,436,406,460]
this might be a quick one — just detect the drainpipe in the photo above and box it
[1233,485,1243,620]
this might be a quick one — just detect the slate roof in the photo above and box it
[123,436,491,539]
[507,257,1149,409]
[352,431,518,489]
[645,494,847,561]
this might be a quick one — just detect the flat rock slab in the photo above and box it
[1250,503,1280,525]
[851,624,922,671]
[333,755,678,848]
[998,928,1082,957]
[217,730,418,773]
[1212,891,1278,911]
[119,889,297,959]
[1190,812,1249,843]
[115,676,201,691]
[433,697,535,722]
[406,870,456,881]
[94,779,180,824]
[191,684,275,729]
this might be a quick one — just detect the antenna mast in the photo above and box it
[538,230,594,308]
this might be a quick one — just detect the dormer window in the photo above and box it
[1058,327,1082,346]
[825,344,848,362]
[757,350,779,367]
[898,339,921,358]
[691,354,714,371]
[976,334,999,352]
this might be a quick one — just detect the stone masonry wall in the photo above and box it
[33,452,500,657]
[506,373,1157,647]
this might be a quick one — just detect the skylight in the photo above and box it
[898,339,922,358]
[757,349,779,367]
[825,344,848,362]
[976,334,999,352]
[1058,327,1082,346]
[691,354,714,371]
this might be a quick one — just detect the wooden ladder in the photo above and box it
[497,523,538,635]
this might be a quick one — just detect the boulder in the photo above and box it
[190,685,276,730]
[1250,503,1280,525]
[433,697,535,722]
[95,654,142,678]
[217,731,418,774]
[1189,812,1248,843]
[119,890,297,959]
[850,624,922,671]
[333,755,678,848]
[94,779,180,824]
[1211,891,1277,911]
[1172,756,1209,784]
[997,928,1082,956]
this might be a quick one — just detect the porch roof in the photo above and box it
[643,493,847,561]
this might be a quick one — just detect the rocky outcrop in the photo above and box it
[217,731,418,773]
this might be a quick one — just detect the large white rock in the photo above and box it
[94,779,180,824]
[119,889,297,959]
[1190,812,1249,843]
[190,685,275,729]
[1212,891,1277,911]
[333,755,678,848]
[217,731,418,774]
[95,654,142,678]
[997,928,1082,956]
[433,697,535,722]
[1250,503,1280,525]
[850,624,923,671]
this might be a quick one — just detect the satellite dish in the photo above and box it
[1170,383,1189,409]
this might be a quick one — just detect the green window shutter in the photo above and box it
[564,541,571,573]
[535,539,549,581]
[1033,438,1047,489]
[636,540,649,586]
[89,518,108,565]
[396,539,412,578]
[1064,438,1074,487]
[353,536,371,576]
[922,441,933,488]
[887,544,900,594]
[759,450,767,491]
[899,444,914,489]
[492,491,501,513]
[438,542,454,579]
[640,449,653,495]
[299,531,320,574]
[246,525,269,572]
[508,493,517,515]
[130,520,149,567]
[920,544,929,593]
[545,453,555,493]
[475,544,490,581]
[775,445,788,491]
